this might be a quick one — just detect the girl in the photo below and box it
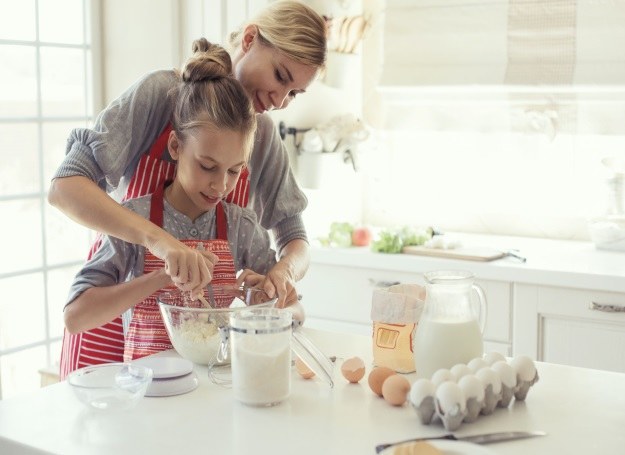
[63,40,302,361]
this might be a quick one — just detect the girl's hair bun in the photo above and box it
[182,38,232,83]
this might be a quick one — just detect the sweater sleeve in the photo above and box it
[53,70,177,194]
[247,114,309,254]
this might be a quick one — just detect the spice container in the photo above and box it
[229,308,293,407]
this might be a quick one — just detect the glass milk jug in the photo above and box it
[413,270,487,379]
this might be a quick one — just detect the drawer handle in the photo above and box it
[369,279,400,288]
[590,301,625,313]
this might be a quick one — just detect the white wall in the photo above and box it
[100,0,180,104]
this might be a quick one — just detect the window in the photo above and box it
[0,0,97,398]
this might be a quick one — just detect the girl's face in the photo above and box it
[166,127,246,221]
[232,25,319,114]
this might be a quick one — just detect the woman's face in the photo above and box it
[166,127,246,221]
[232,25,319,114]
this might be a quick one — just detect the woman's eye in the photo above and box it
[200,164,215,172]
[228,168,242,176]
[275,69,285,83]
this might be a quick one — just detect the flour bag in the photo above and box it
[371,284,425,373]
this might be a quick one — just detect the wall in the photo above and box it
[100,0,180,104]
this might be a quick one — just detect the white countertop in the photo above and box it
[1,328,624,455]
[310,233,625,292]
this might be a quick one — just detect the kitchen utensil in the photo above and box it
[413,270,487,379]
[133,356,193,379]
[157,285,276,365]
[144,371,199,397]
[67,363,153,411]
[229,308,293,406]
[375,430,547,453]
[402,245,526,262]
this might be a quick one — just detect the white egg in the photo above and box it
[483,351,506,366]
[457,374,485,402]
[435,381,466,413]
[475,367,502,395]
[510,355,537,382]
[492,361,517,388]
[450,363,472,382]
[467,357,488,372]
[431,368,453,386]
[409,378,436,407]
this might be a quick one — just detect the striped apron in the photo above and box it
[124,181,236,361]
[60,124,249,379]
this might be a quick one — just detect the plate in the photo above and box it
[133,356,194,379]
[145,371,199,397]
[380,440,495,455]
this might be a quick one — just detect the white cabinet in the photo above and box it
[298,261,513,355]
[514,284,625,373]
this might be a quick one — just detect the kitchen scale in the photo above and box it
[134,356,199,397]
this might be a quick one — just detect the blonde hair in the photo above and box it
[229,0,327,68]
[172,38,257,161]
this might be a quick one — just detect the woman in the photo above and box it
[64,39,302,361]
[49,1,326,377]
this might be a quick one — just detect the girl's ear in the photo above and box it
[241,24,258,53]
[168,130,181,161]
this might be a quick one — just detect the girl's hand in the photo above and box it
[147,234,218,295]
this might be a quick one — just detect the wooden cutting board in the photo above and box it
[402,245,506,262]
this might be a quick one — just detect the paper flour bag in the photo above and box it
[371,284,425,373]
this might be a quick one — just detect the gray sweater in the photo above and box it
[53,69,308,254]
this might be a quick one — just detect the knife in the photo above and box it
[375,430,546,453]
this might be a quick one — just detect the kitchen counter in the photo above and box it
[309,233,625,292]
[1,328,624,455]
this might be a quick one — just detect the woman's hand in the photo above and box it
[147,233,218,295]
[237,266,298,308]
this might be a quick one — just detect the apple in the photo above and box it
[351,227,372,247]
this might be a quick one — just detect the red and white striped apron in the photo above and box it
[60,123,249,379]
[124,181,236,361]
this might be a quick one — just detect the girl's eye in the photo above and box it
[228,168,243,176]
[275,69,285,83]
[200,164,215,172]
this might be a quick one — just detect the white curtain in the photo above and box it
[380,0,625,87]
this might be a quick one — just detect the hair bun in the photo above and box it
[182,38,232,83]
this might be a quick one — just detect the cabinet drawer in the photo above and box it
[536,286,625,372]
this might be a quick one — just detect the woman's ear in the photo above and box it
[241,24,258,52]
[168,130,181,161]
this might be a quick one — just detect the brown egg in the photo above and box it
[382,374,411,406]
[341,356,366,383]
[368,366,396,396]
[295,357,315,379]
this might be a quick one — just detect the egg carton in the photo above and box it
[408,353,539,432]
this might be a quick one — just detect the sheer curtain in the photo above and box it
[361,0,625,239]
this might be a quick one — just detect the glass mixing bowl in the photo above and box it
[68,363,153,411]
[157,285,277,365]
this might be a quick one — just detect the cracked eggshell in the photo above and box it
[409,379,437,424]
[431,368,453,387]
[341,356,366,383]
[295,357,315,379]
[450,363,472,382]
[484,351,506,366]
